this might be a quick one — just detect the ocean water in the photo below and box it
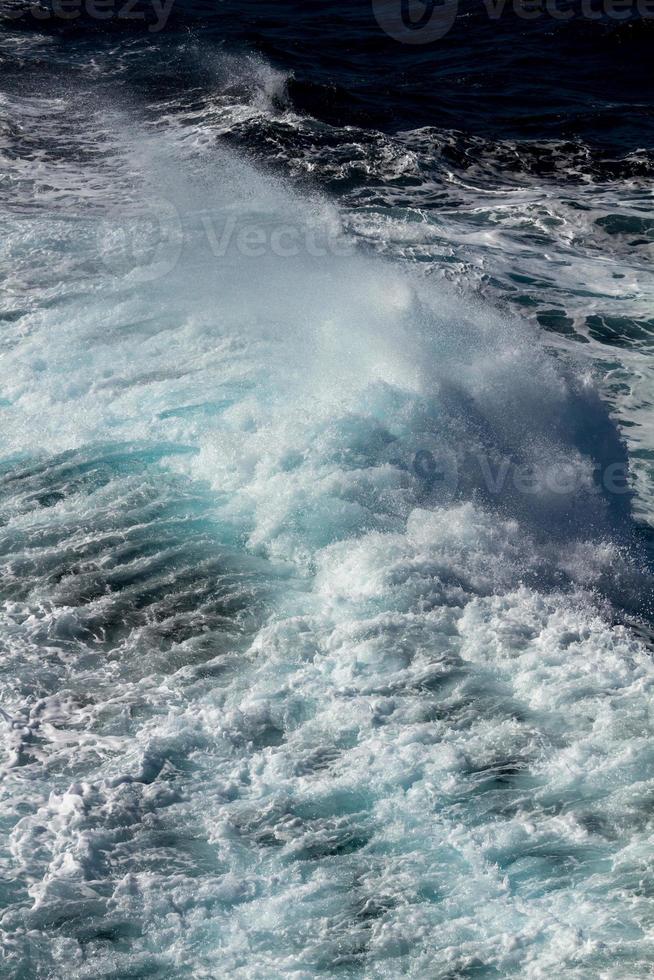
[0,4,653,977]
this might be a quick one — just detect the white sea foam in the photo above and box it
[0,97,652,979]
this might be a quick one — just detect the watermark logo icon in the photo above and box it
[96,198,183,283]
[411,442,459,498]
[372,0,459,42]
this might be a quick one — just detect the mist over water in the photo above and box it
[0,11,654,979]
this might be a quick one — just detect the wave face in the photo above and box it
[0,14,654,980]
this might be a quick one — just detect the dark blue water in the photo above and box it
[7,0,654,147]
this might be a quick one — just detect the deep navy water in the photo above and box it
[0,1,653,976]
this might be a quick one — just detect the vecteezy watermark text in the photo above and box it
[373,0,654,43]
[97,199,355,281]
[2,0,174,31]
[411,448,631,499]
[199,214,354,261]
